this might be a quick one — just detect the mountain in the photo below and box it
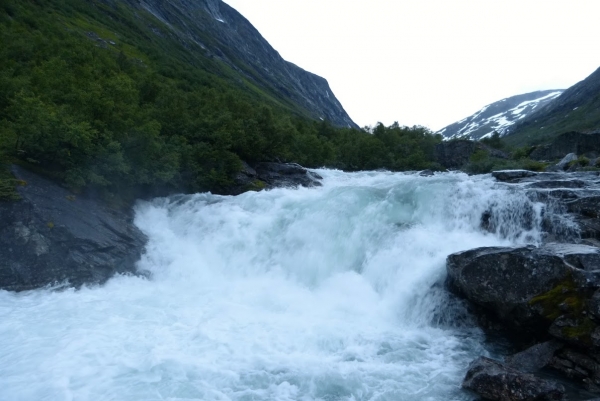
[437,90,563,141]
[0,0,441,199]
[105,0,357,128]
[505,66,600,146]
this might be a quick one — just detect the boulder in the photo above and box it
[505,341,563,373]
[492,170,538,182]
[446,244,600,336]
[462,357,565,401]
[230,161,261,195]
[550,153,579,171]
[255,162,322,189]
[0,165,147,291]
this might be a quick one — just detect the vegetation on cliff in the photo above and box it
[0,0,443,200]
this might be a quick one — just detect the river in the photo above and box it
[0,170,548,400]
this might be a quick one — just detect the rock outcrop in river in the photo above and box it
[0,163,323,291]
[449,169,600,399]
[0,165,147,291]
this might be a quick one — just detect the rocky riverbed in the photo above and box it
[0,162,322,291]
[449,169,600,400]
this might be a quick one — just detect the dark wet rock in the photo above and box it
[576,217,600,241]
[505,341,564,373]
[462,356,565,401]
[230,162,322,194]
[549,348,600,391]
[255,162,322,189]
[0,165,147,291]
[459,170,600,395]
[548,316,596,347]
[230,161,260,195]
[567,196,600,219]
[419,169,434,177]
[589,291,600,321]
[534,189,581,201]
[526,180,586,189]
[446,243,600,336]
[492,170,538,182]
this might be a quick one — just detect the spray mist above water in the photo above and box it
[0,170,555,400]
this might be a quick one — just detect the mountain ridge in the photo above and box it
[112,0,358,128]
[505,66,600,146]
[437,90,563,141]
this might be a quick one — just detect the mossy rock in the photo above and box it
[245,179,267,192]
[529,276,586,321]
[549,316,596,347]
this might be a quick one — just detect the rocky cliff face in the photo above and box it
[0,166,146,291]
[115,0,357,128]
[529,131,600,161]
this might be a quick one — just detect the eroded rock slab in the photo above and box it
[0,165,147,291]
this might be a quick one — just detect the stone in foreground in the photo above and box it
[463,357,565,401]
[446,243,600,336]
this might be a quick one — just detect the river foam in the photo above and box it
[0,170,545,400]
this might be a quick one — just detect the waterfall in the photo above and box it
[0,170,557,401]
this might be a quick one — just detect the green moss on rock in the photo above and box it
[562,317,596,341]
[246,179,267,192]
[529,276,585,321]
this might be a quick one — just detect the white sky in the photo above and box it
[222,0,600,131]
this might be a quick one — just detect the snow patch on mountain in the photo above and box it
[437,90,563,141]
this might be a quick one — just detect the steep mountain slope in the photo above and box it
[437,90,563,140]
[505,66,600,146]
[112,0,357,128]
[0,0,441,198]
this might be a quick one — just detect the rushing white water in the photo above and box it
[0,170,548,401]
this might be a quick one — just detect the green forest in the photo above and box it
[0,0,445,202]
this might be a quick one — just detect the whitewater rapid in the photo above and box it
[0,170,548,400]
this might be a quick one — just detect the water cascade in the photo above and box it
[0,170,561,400]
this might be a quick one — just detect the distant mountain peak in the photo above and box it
[437,90,564,140]
[505,66,600,146]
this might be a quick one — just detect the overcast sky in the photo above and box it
[222,0,600,131]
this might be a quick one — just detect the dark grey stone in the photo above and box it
[505,341,563,373]
[492,170,538,182]
[446,243,600,335]
[255,162,322,189]
[0,165,147,291]
[463,357,565,400]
